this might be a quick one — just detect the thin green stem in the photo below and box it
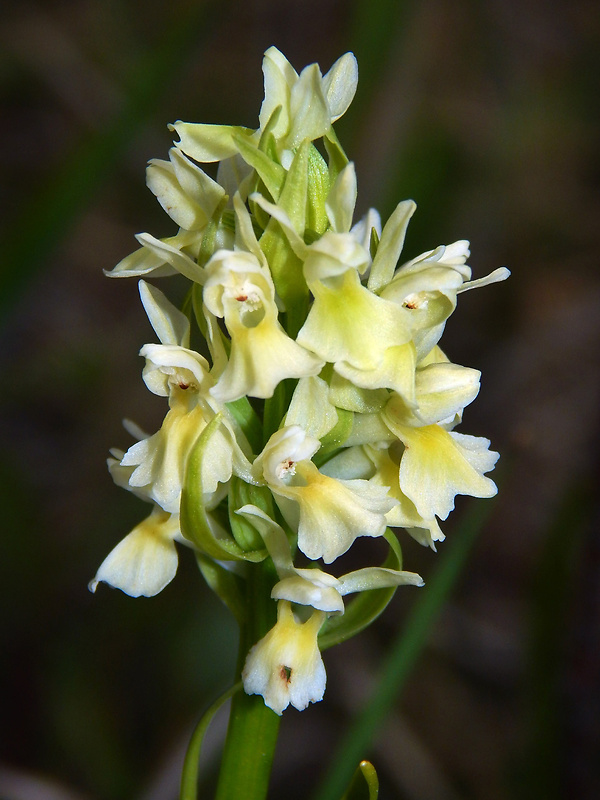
[180,682,242,800]
[214,561,281,800]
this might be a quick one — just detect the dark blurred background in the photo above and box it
[1,1,599,798]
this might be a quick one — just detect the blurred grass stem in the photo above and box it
[312,498,495,800]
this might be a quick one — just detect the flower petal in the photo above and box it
[89,509,180,597]
[278,461,394,563]
[390,423,499,520]
[322,52,358,121]
[139,280,190,347]
[297,269,412,370]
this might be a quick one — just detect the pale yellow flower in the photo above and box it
[203,249,323,402]
[254,426,396,562]
[89,507,182,598]
[242,600,327,715]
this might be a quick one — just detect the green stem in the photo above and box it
[180,682,242,800]
[214,561,281,800]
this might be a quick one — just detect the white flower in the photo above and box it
[362,443,446,550]
[120,403,231,514]
[116,281,252,513]
[242,600,326,715]
[259,47,358,153]
[170,47,358,166]
[89,507,182,597]
[146,147,226,231]
[384,419,499,521]
[385,358,481,429]
[297,268,412,374]
[381,243,510,360]
[203,249,323,402]
[237,504,423,613]
[254,426,396,563]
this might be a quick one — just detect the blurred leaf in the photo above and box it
[180,682,242,800]
[312,497,495,800]
[513,479,590,800]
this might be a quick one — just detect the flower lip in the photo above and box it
[242,600,327,715]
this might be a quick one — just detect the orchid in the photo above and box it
[242,600,327,715]
[92,45,508,799]
[170,47,358,168]
[236,503,424,613]
[253,425,396,562]
[203,247,323,402]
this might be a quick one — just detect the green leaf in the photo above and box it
[195,553,246,624]
[258,105,283,156]
[190,282,208,341]
[197,218,219,267]
[318,530,402,650]
[263,377,296,445]
[312,499,495,800]
[259,142,312,309]
[180,415,266,562]
[341,761,379,800]
[317,408,354,460]
[281,139,310,233]
[180,682,242,800]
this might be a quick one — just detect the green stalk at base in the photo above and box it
[215,561,281,800]
[214,689,281,800]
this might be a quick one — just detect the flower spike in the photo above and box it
[94,46,507,730]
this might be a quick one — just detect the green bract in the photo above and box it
[91,46,508,715]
